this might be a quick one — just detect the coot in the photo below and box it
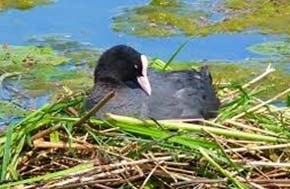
[86,45,151,118]
[86,45,220,119]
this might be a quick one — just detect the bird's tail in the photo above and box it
[200,65,213,83]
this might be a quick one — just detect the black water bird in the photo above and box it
[86,45,220,119]
[86,45,151,118]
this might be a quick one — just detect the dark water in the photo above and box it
[0,0,281,61]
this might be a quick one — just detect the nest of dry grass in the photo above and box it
[0,64,290,189]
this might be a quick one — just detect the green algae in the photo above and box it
[64,50,101,68]
[0,45,68,67]
[0,101,27,119]
[0,0,52,11]
[27,34,102,68]
[206,0,290,35]
[20,65,91,97]
[113,0,290,37]
[113,0,208,37]
[150,0,180,7]
[0,45,92,97]
[248,40,290,56]
[27,34,94,51]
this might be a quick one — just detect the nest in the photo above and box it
[1,64,290,189]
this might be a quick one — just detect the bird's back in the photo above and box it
[147,67,220,119]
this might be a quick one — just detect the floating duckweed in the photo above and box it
[248,41,290,56]
[0,101,27,119]
[0,0,52,11]
[0,45,91,97]
[113,0,290,37]
[113,0,208,37]
[0,45,68,67]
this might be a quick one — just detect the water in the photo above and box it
[0,0,282,61]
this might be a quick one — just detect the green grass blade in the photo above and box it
[1,125,13,180]
[106,114,287,143]
[162,39,191,71]
[199,148,248,189]
[92,119,216,149]
[9,136,26,179]
[0,163,93,188]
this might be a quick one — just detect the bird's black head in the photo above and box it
[94,45,151,95]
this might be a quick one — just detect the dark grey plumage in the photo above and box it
[86,45,220,119]
[147,67,220,119]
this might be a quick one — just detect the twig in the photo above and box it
[51,179,116,189]
[250,179,290,184]
[31,123,62,141]
[242,64,275,89]
[140,162,161,189]
[221,64,275,103]
[225,143,290,153]
[225,119,278,136]
[232,87,290,119]
[171,179,225,186]
[73,91,115,127]
[244,161,290,168]
[44,177,120,189]
[33,139,95,150]
[199,148,246,189]
[89,183,114,189]
[143,153,178,182]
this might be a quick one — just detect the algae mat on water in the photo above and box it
[113,0,290,37]
[247,40,290,56]
[0,0,52,11]
[0,45,68,67]
[0,45,91,96]
[0,45,91,119]
[113,0,209,37]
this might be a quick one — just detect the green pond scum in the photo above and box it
[0,0,52,11]
[0,45,92,93]
[113,0,290,37]
[247,40,290,56]
[0,101,27,119]
[0,45,92,116]
[0,45,68,66]
[27,34,95,52]
[113,0,208,37]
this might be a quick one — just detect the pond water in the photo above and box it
[0,0,289,126]
[0,0,283,61]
